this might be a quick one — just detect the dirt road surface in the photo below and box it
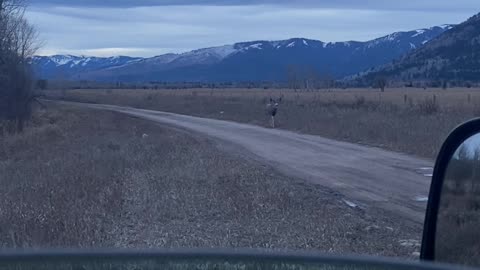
[68,102,434,224]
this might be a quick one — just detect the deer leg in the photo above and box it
[271,116,275,128]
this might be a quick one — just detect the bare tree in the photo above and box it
[318,71,335,89]
[35,79,47,90]
[303,67,321,91]
[374,76,387,92]
[0,0,40,133]
[442,80,448,90]
[287,65,301,91]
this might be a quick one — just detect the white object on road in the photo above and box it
[399,239,421,247]
[414,196,429,202]
[343,199,357,208]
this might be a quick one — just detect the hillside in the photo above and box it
[357,13,480,85]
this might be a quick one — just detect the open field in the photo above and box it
[0,105,421,257]
[48,87,480,158]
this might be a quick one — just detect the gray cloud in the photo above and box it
[25,1,478,57]
[28,0,480,12]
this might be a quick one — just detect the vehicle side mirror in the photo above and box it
[421,118,480,267]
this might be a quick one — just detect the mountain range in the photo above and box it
[356,13,480,84]
[32,25,454,83]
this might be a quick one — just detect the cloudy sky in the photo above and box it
[26,0,478,57]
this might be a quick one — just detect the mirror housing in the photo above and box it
[421,118,480,262]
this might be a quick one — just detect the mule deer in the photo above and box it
[266,96,282,128]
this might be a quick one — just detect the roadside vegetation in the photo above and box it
[0,0,40,134]
[48,87,480,158]
[0,104,420,257]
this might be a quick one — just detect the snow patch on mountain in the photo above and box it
[50,55,75,66]
[386,32,401,41]
[439,24,454,30]
[204,45,237,58]
[81,57,92,66]
[246,43,263,50]
[412,29,426,37]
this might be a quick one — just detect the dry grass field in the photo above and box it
[0,105,421,257]
[49,87,480,158]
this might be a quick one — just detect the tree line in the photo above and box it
[0,0,39,133]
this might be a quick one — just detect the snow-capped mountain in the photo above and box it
[31,24,454,82]
[353,14,480,83]
[31,55,143,79]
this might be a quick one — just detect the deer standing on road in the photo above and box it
[266,97,282,128]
